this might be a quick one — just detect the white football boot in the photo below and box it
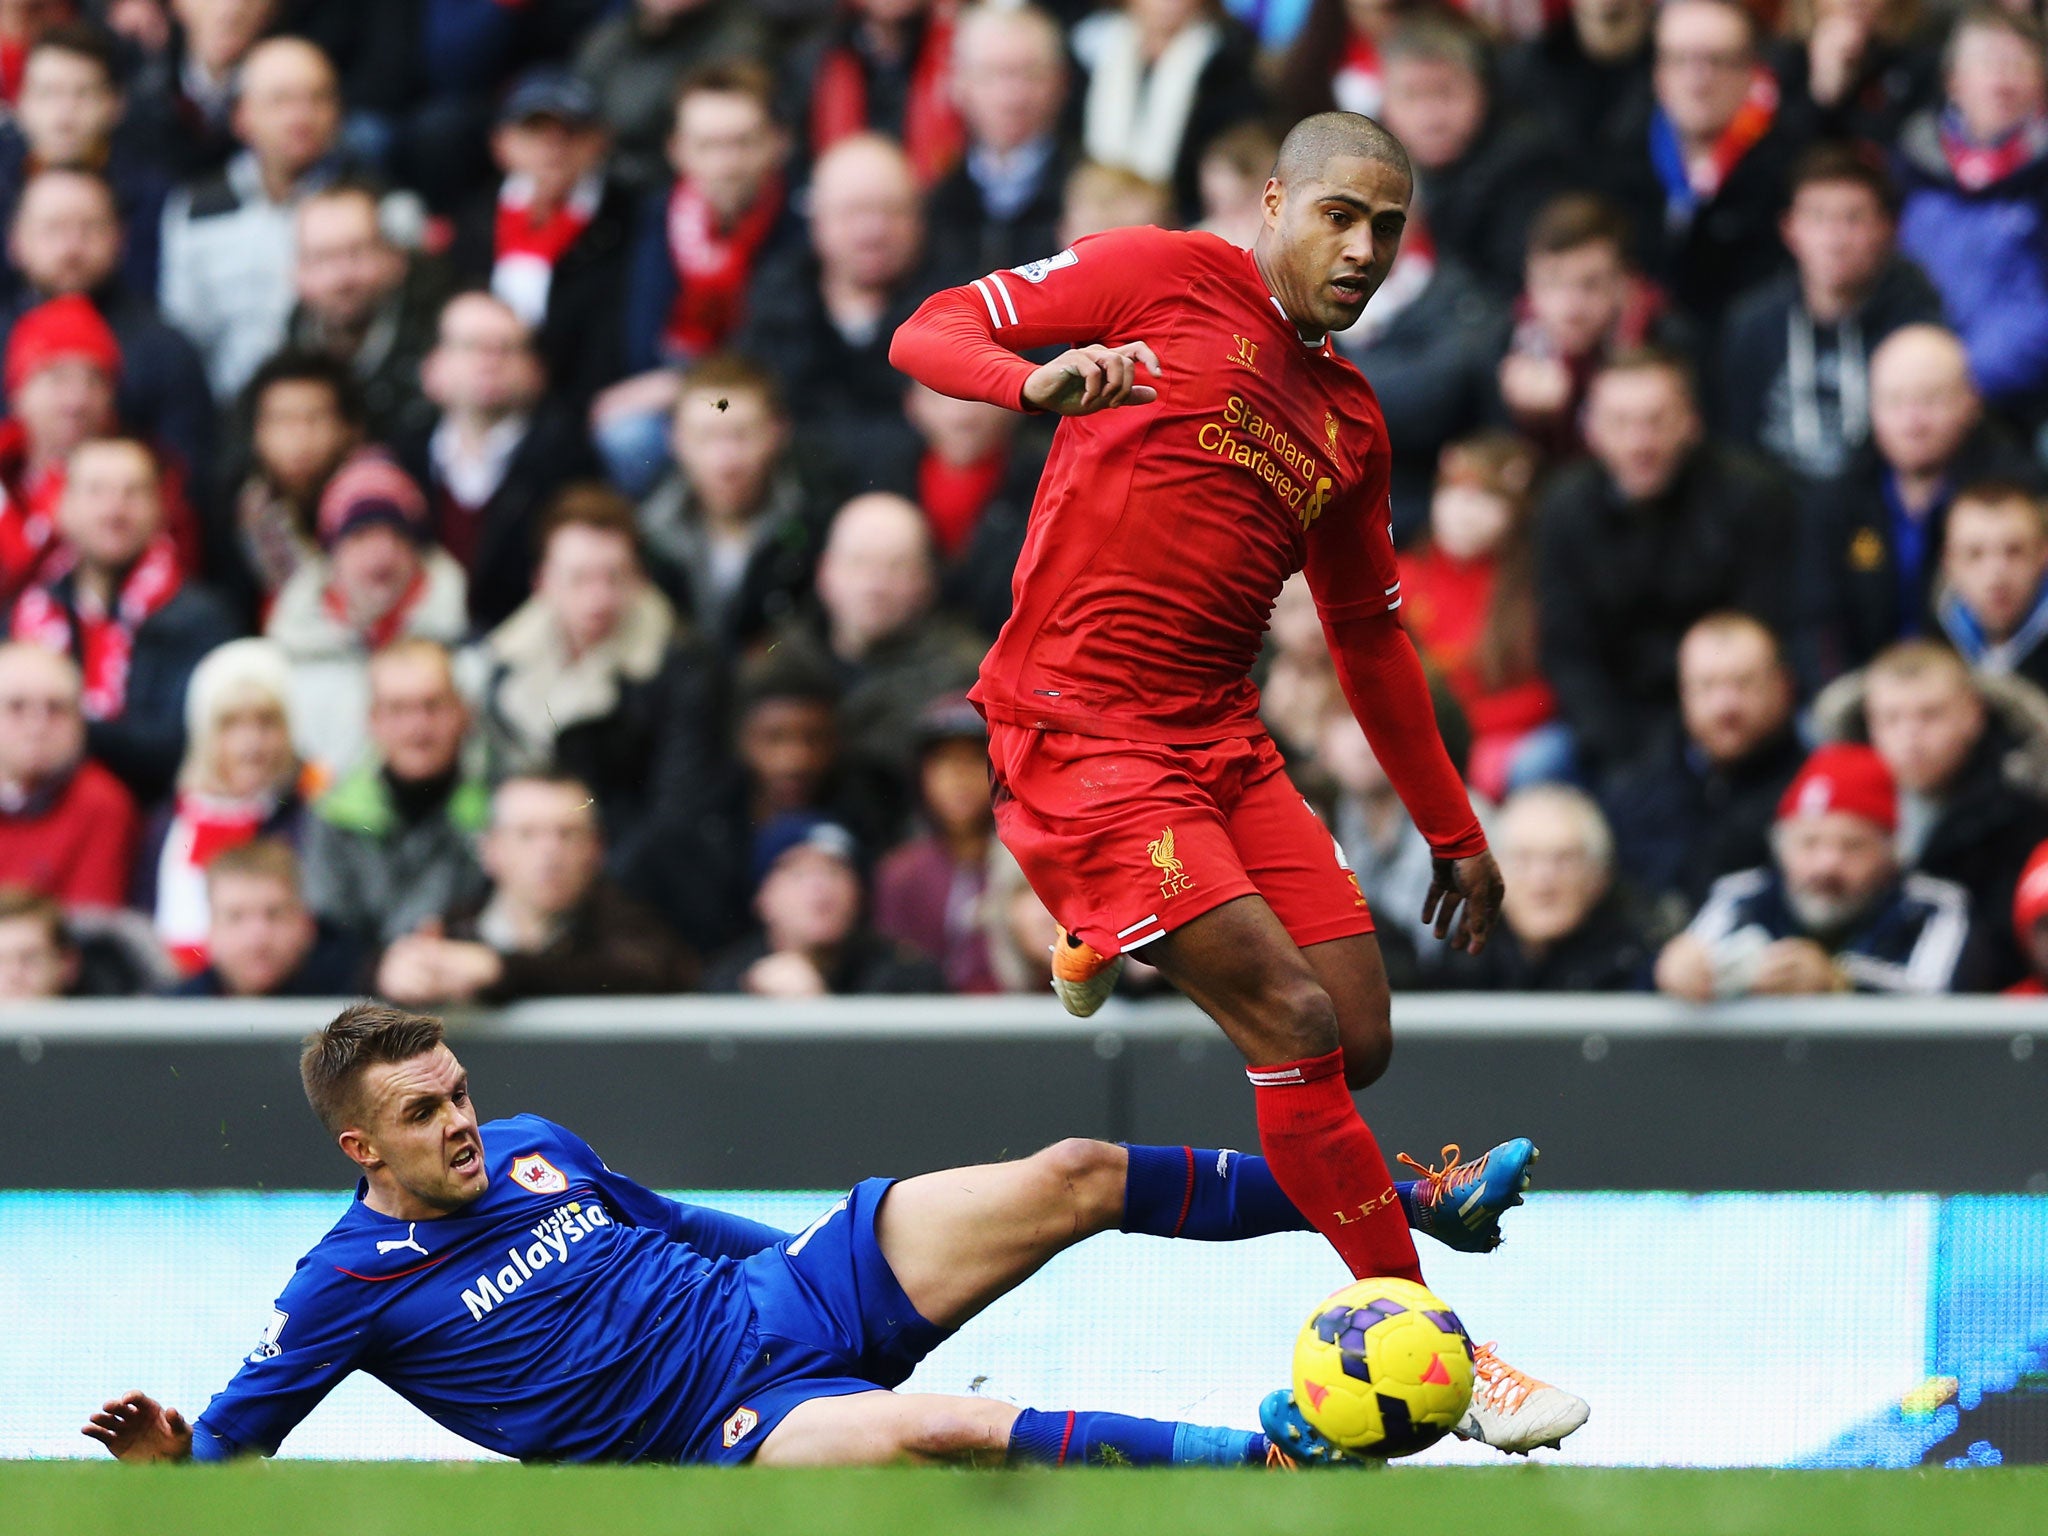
[1452,1342,1590,1454]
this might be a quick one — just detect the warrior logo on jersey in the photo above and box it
[1010,249,1078,284]
[723,1406,761,1448]
[511,1154,568,1195]
[247,1307,288,1364]
[1149,828,1195,899]
[1228,333,1260,374]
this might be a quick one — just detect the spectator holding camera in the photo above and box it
[1656,742,1976,998]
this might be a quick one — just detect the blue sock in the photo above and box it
[1120,1144,1420,1240]
[1007,1408,1265,1467]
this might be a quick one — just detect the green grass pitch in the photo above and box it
[5,1463,2046,1536]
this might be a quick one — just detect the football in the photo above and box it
[1291,1276,1476,1457]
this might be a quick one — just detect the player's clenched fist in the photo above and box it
[1022,341,1163,416]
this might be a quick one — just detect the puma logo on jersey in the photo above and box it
[376,1223,429,1258]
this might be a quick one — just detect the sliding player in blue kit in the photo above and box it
[84,1004,1539,1469]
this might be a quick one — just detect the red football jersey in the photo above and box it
[892,226,1402,744]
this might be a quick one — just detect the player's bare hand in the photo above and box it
[1022,342,1161,415]
[83,1391,193,1461]
[1422,851,1503,954]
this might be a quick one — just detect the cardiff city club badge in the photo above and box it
[510,1154,568,1195]
[723,1407,760,1448]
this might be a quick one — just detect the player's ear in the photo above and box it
[1262,176,1284,227]
[337,1125,382,1173]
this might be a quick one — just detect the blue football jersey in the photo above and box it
[193,1115,790,1461]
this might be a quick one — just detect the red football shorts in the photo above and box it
[986,725,1375,958]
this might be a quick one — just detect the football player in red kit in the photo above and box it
[891,112,1588,1456]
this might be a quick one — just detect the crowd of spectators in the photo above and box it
[3,0,2048,1009]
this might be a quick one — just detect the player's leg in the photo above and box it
[1144,893,1425,1285]
[1300,931,1393,1089]
[754,1391,1268,1469]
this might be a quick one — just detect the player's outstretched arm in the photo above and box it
[83,1391,193,1462]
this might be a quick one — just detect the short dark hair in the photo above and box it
[302,1003,447,1136]
[1944,4,2048,72]
[1526,191,1633,261]
[242,349,368,430]
[736,647,841,716]
[674,58,777,118]
[1273,111,1412,190]
[1788,140,1900,219]
[26,22,118,83]
[538,482,641,558]
[1949,479,2048,534]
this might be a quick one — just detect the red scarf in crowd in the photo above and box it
[494,178,596,266]
[323,564,428,652]
[1693,68,1779,200]
[918,449,1006,559]
[810,9,963,184]
[1939,108,2048,192]
[662,175,785,359]
[11,536,183,720]
[0,425,64,604]
[1331,27,1384,116]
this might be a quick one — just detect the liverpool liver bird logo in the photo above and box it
[1149,828,1195,898]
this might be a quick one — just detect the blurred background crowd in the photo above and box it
[2,0,2048,1009]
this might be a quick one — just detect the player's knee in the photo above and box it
[1032,1137,1126,1226]
[1251,975,1340,1062]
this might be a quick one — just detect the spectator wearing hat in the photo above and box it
[1812,638,2048,988]
[282,180,443,442]
[600,63,798,496]
[0,293,201,604]
[301,638,489,950]
[1433,785,1654,992]
[571,0,769,197]
[264,447,469,781]
[1936,482,2048,696]
[134,636,311,974]
[393,290,601,633]
[462,484,718,858]
[1602,612,1807,929]
[705,812,945,996]
[210,351,365,628]
[1717,144,1942,487]
[170,838,361,998]
[635,354,829,656]
[0,25,173,302]
[1655,742,1978,998]
[374,772,694,1006]
[159,37,355,401]
[0,641,138,908]
[10,437,237,805]
[872,695,998,994]
[2005,839,2048,994]
[448,69,635,412]
[0,168,217,497]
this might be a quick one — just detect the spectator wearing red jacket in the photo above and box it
[1398,432,1565,801]
[0,639,138,908]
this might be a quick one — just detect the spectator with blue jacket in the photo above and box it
[1894,7,2048,426]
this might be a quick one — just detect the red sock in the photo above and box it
[1248,1048,1425,1284]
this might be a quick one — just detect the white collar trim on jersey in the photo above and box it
[1267,293,1327,350]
